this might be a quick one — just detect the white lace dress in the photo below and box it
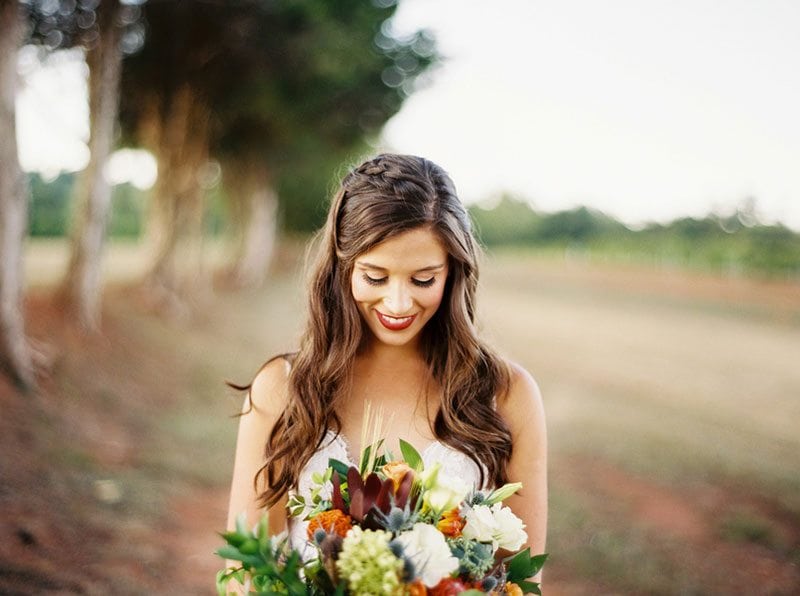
[287,430,487,560]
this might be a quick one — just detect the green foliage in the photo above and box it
[28,173,150,239]
[504,548,547,595]
[216,513,311,596]
[119,0,438,233]
[28,173,73,236]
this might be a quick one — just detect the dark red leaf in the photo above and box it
[375,478,392,514]
[332,472,346,512]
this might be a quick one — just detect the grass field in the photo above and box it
[9,240,800,594]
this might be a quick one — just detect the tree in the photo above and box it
[22,0,145,329]
[60,0,126,331]
[0,0,36,390]
[119,0,437,297]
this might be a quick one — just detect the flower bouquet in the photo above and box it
[217,429,546,594]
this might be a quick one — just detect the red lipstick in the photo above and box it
[375,311,417,331]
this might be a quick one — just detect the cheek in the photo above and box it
[350,277,374,304]
[424,284,447,311]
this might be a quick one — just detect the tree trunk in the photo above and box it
[61,0,123,331]
[232,166,278,288]
[0,0,35,391]
[143,85,211,315]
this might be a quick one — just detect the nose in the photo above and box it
[382,280,413,315]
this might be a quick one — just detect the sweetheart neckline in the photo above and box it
[324,429,445,467]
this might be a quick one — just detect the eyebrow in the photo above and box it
[356,261,446,273]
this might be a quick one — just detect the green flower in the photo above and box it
[336,527,403,595]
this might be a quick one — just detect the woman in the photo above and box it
[226,153,547,585]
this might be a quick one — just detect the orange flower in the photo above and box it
[307,509,352,539]
[504,582,523,596]
[382,460,414,491]
[406,579,428,596]
[436,507,465,538]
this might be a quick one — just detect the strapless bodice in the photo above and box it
[287,430,487,558]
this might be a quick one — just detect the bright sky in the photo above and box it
[381,0,800,230]
[16,0,800,230]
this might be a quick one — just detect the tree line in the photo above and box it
[470,195,800,279]
[0,0,437,392]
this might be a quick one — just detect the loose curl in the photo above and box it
[252,154,512,508]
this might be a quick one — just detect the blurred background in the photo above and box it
[1,0,799,594]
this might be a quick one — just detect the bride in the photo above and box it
[226,153,547,587]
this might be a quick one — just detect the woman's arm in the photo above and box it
[497,361,548,583]
[224,357,291,592]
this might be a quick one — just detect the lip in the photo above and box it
[375,310,417,331]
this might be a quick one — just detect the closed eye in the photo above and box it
[412,277,435,288]
[362,273,387,286]
[361,273,436,288]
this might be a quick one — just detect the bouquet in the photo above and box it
[217,419,546,595]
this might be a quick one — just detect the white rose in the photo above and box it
[395,523,459,587]
[491,503,527,551]
[461,504,499,547]
[462,503,528,552]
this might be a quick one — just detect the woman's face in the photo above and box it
[351,227,449,350]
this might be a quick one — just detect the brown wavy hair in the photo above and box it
[253,153,512,508]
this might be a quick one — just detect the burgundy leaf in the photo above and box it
[350,490,364,523]
[347,467,363,494]
[364,472,383,510]
[332,472,346,512]
[375,478,392,514]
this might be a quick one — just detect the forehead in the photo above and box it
[356,228,448,271]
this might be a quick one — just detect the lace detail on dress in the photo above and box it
[287,430,489,558]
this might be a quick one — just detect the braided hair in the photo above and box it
[255,154,512,507]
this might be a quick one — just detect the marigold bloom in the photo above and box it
[407,579,428,595]
[382,460,414,491]
[437,507,465,538]
[504,582,524,596]
[307,509,352,539]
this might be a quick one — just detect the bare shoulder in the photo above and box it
[498,359,545,433]
[246,356,292,417]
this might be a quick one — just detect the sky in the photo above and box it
[15,0,800,230]
[380,0,800,230]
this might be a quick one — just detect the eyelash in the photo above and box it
[362,273,436,288]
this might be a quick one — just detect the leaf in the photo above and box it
[517,579,541,594]
[216,545,244,561]
[506,549,549,583]
[359,444,372,475]
[347,467,363,494]
[331,473,346,511]
[528,553,548,576]
[220,531,246,547]
[375,477,392,513]
[235,511,249,537]
[460,591,485,596]
[506,547,532,581]
[328,458,350,479]
[399,438,423,471]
